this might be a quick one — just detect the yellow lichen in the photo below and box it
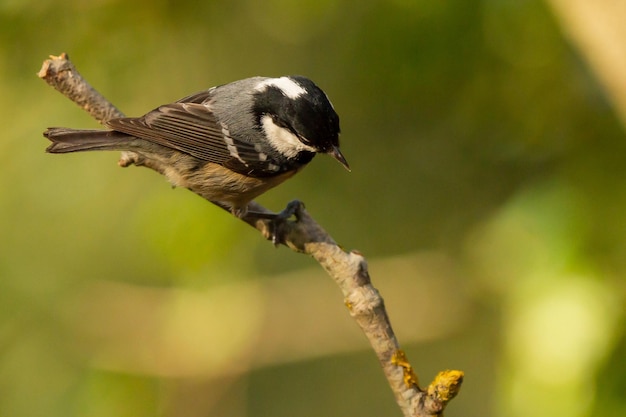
[427,369,464,403]
[391,350,419,388]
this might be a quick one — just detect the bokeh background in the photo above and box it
[1,1,625,416]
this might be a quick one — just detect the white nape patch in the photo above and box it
[255,77,306,99]
[261,115,316,158]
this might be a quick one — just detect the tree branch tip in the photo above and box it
[51,52,69,59]
[37,60,51,79]
[427,369,464,404]
[38,53,70,78]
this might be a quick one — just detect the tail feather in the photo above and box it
[44,128,133,154]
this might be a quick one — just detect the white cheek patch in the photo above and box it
[261,115,316,158]
[255,77,306,99]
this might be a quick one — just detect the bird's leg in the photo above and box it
[273,199,305,222]
[245,200,305,245]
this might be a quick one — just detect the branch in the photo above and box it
[38,53,463,417]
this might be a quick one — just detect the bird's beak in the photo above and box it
[329,145,350,171]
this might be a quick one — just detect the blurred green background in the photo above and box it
[1,0,625,416]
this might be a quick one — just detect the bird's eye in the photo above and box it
[298,135,313,145]
[271,114,290,129]
[269,113,306,141]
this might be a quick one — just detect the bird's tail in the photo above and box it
[44,128,134,154]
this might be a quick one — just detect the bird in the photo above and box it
[44,75,349,219]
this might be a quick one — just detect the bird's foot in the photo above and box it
[246,200,305,245]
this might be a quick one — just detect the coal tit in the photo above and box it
[44,75,349,217]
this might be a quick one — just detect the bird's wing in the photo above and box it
[105,100,266,173]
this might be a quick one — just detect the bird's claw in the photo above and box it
[268,200,305,245]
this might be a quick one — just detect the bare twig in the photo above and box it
[38,53,463,417]
[38,53,124,123]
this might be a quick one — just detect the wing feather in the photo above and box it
[106,101,258,165]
